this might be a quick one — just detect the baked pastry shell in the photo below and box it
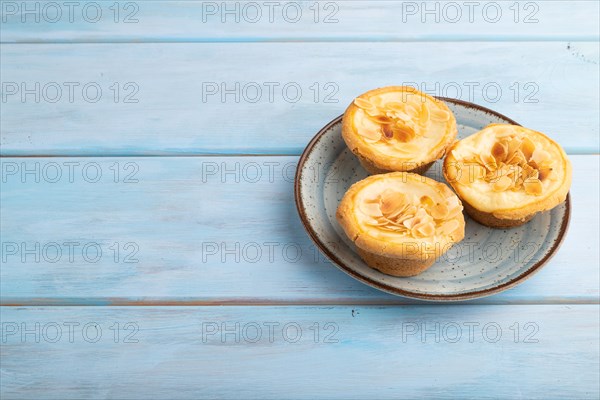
[443,127,572,228]
[356,248,436,277]
[341,86,458,174]
[336,172,466,276]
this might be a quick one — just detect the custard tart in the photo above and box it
[336,172,465,277]
[342,86,457,175]
[443,124,572,228]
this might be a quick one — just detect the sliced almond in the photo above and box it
[479,153,497,171]
[370,97,383,108]
[380,191,407,216]
[353,97,373,110]
[524,167,539,181]
[511,149,526,166]
[403,216,417,229]
[403,208,428,229]
[405,204,418,215]
[492,175,513,192]
[420,195,435,208]
[538,167,553,181]
[439,219,460,236]
[430,203,449,220]
[530,147,551,166]
[365,107,381,117]
[383,224,406,232]
[392,110,411,122]
[497,164,511,178]
[385,102,404,111]
[507,137,522,158]
[392,124,416,142]
[374,216,389,226]
[516,176,524,187]
[430,108,450,122]
[369,115,393,125]
[524,179,543,195]
[520,136,536,161]
[358,127,381,141]
[510,164,523,178]
[491,141,508,162]
[385,202,412,222]
[359,201,382,218]
[412,222,435,238]
[396,211,416,225]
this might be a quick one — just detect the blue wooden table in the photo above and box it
[1,1,599,398]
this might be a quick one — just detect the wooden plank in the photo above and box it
[1,305,598,399]
[1,1,598,43]
[1,155,597,305]
[1,42,598,156]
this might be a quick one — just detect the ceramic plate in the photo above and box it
[295,98,570,301]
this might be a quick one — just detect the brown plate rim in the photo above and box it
[294,97,571,301]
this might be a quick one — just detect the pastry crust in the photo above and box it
[356,248,436,277]
[443,124,572,228]
[336,172,465,277]
[342,86,457,174]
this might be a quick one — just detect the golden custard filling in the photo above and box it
[351,89,453,161]
[445,124,570,212]
[352,176,463,246]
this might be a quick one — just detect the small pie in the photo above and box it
[342,86,458,175]
[336,172,465,277]
[443,124,572,228]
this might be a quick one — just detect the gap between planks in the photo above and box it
[3,37,600,45]
[2,297,599,307]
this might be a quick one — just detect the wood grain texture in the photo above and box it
[1,155,597,305]
[2,2,599,398]
[1,42,598,156]
[1,0,598,43]
[1,305,598,399]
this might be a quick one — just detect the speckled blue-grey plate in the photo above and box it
[294,98,570,301]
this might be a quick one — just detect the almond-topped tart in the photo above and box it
[443,124,572,228]
[341,86,457,175]
[336,172,465,277]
